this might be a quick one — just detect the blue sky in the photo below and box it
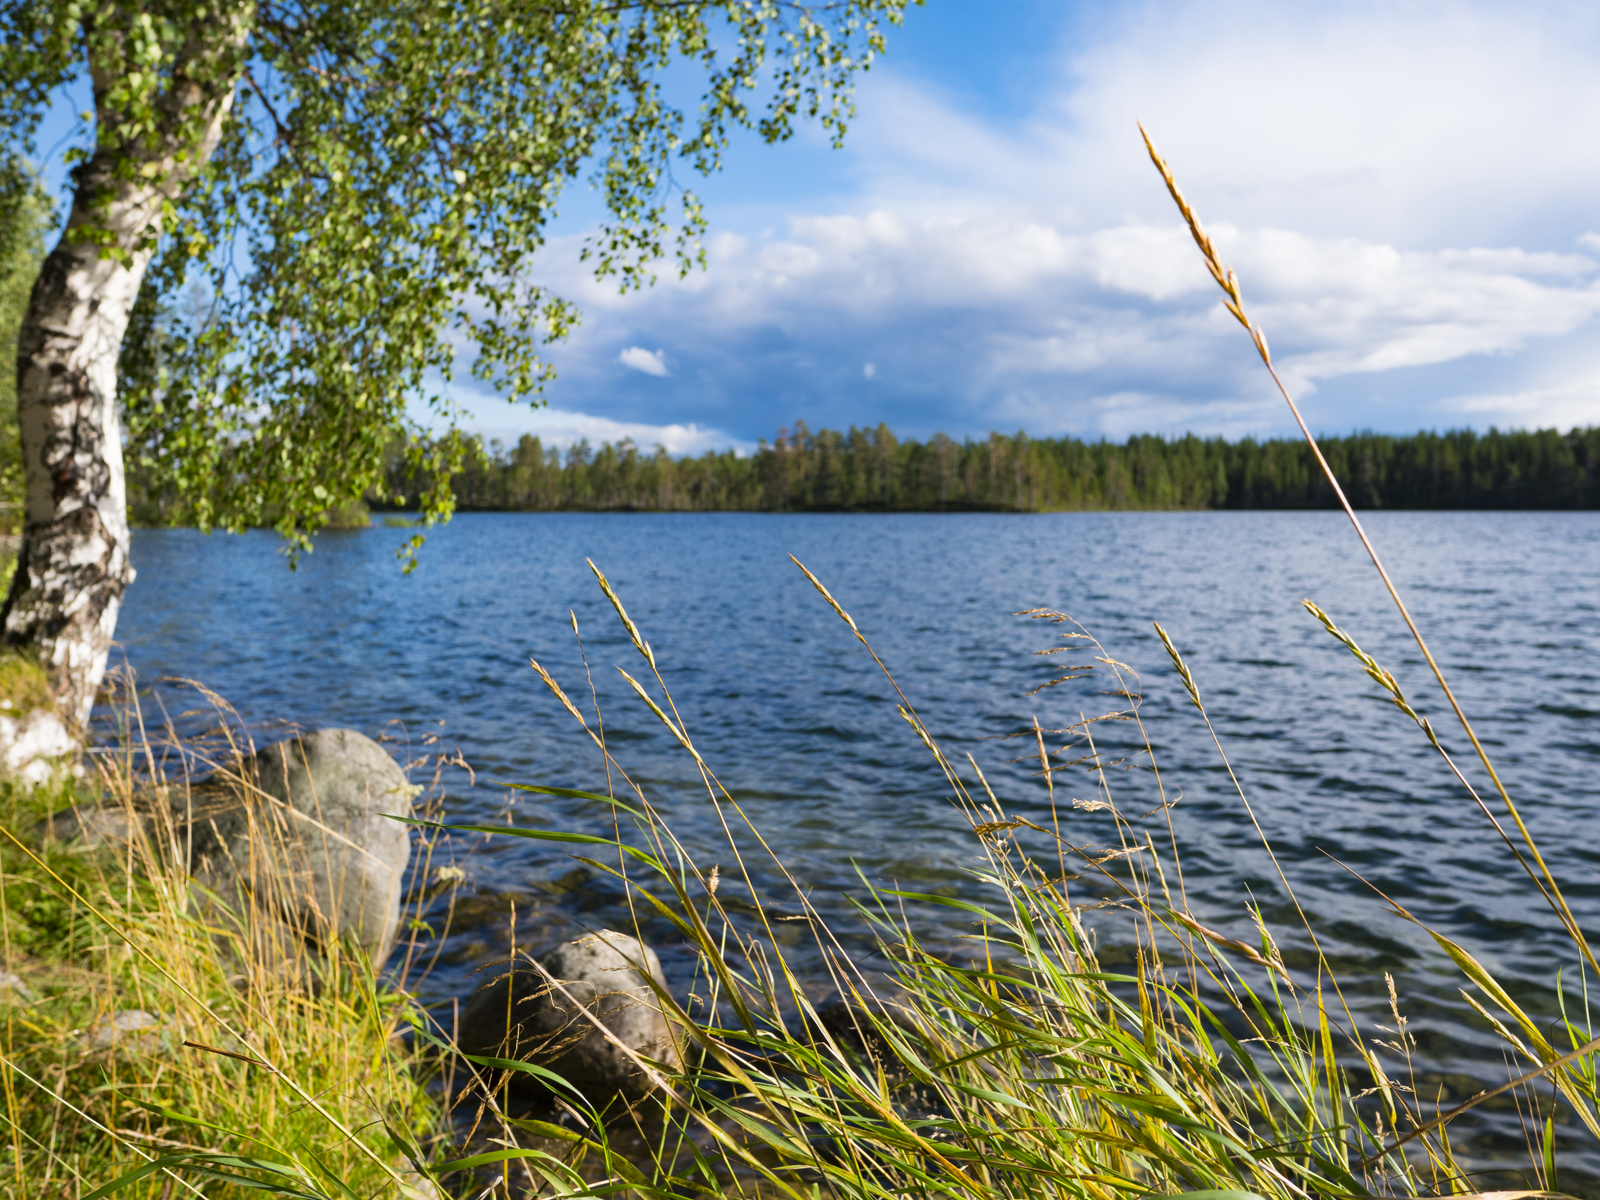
[33,0,1600,454]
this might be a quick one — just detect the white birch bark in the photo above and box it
[4,35,241,731]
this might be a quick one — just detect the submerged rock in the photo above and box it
[185,728,418,966]
[456,930,681,1101]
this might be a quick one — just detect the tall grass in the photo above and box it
[0,682,446,1198]
[414,552,1590,1200]
[407,141,1600,1199]
[6,547,1594,1200]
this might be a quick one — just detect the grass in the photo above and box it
[4,558,1595,1200]
[403,140,1600,1200]
[0,690,445,1198]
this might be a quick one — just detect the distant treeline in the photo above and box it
[377,423,1600,513]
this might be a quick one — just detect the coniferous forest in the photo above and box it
[366,422,1600,514]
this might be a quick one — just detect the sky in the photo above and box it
[456,0,1600,455]
[32,0,1600,454]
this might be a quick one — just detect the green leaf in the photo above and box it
[431,1147,569,1173]
[393,816,664,869]
[80,1154,325,1200]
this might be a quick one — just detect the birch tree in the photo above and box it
[1,0,915,729]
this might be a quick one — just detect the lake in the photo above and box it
[114,510,1600,1178]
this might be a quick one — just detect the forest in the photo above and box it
[358,421,1600,514]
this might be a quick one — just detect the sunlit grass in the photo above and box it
[0,691,441,1199]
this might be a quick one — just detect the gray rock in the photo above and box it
[456,931,681,1100]
[81,1009,168,1051]
[31,802,139,850]
[185,728,417,965]
[0,971,36,1003]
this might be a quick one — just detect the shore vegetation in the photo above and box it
[0,695,444,1198]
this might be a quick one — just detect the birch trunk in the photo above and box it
[3,36,240,730]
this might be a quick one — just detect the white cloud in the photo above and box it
[530,208,1600,436]
[617,346,669,377]
[487,1,1600,443]
[846,1,1600,250]
[1438,375,1600,430]
[460,401,752,456]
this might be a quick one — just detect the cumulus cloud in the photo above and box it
[846,1,1600,250]
[522,208,1600,440]
[617,346,669,376]
[451,398,752,457]
[456,0,1600,444]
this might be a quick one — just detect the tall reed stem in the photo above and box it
[1139,124,1596,976]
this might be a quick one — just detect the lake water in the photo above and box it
[114,511,1600,1180]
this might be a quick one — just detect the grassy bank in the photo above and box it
[0,703,440,1198]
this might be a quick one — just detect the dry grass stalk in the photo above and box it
[1138,125,1594,977]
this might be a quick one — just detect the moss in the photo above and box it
[0,652,52,717]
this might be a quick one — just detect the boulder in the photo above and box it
[184,728,417,966]
[456,930,680,1100]
[31,802,140,850]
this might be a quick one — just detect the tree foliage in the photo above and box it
[2,0,915,557]
[358,422,1600,514]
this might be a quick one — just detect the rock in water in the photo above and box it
[185,728,416,966]
[456,931,680,1100]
